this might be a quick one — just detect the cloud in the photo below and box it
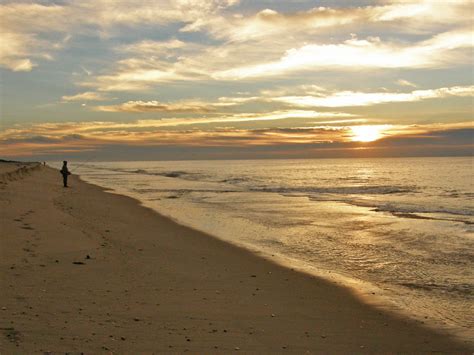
[84,0,239,28]
[192,6,363,41]
[214,29,473,79]
[396,79,417,88]
[2,133,86,145]
[1,0,471,74]
[2,1,473,160]
[97,82,472,116]
[89,110,357,129]
[100,84,473,115]
[94,95,264,113]
[0,0,239,34]
[0,3,70,71]
[5,0,463,90]
[0,110,356,145]
[62,91,110,102]
[2,119,472,159]
[5,115,470,149]
[81,57,193,91]
[0,0,239,72]
[81,37,214,90]
[187,1,473,42]
[95,100,217,113]
[0,3,68,32]
[272,85,474,108]
[0,35,32,71]
[372,0,472,27]
[0,32,43,71]
[0,123,355,153]
[119,39,187,54]
[81,27,472,91]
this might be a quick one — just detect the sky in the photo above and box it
[0,0,473,161]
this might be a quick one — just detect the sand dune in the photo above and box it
[0,163,471,353]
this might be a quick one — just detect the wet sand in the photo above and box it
[0,163,471,353]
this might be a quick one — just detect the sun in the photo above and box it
[350,125,390,142]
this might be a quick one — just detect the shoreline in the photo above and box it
[1,163,472,353]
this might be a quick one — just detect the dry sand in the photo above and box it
[0,163,471,353]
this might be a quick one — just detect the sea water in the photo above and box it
[74,157,473,341]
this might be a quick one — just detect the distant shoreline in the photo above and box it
[2,154,473,164]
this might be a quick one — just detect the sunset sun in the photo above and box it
[350,125,390,142]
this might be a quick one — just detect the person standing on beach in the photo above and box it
[60,161,71,187]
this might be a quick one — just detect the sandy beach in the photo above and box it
[0,163,471,353]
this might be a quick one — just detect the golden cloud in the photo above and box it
[214,29,473,79]
[189,1,473,41]
[2,117,472,158]
[95,100,217,113]
[0,0,239,72]
[2,0,471,75]
[62,91,110,102]
[272,85,474,108]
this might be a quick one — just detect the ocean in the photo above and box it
[72,157,473,341]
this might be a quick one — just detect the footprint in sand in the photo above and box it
[21,225,34,230]
[1,327,22,345]
[20,210,34,219]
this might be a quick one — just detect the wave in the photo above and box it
[131,169,209,180]
[220,177,251,184]
[80,166,201,180]
[361,201,474,218]
[388,211,473,225]
[131,188,240,195]
[244,185,473,219]
[243,185,473,221]
[443,190,474,199]
[313,197,474,222]
[399,281,474,296]
[251,185,416,195]
[132,169,186,177]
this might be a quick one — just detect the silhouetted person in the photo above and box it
[60,161,71,187]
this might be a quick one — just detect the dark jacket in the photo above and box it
[60,166,71,176]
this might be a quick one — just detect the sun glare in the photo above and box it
[350,125,390,142]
